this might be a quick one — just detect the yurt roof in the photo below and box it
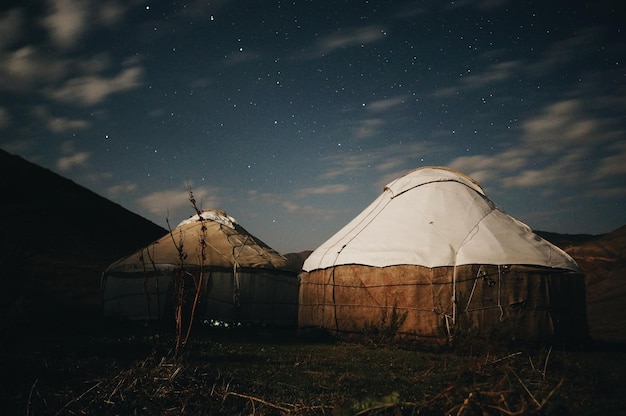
[106,209,295,273]
[303,167,579,272]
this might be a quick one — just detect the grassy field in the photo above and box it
[2,306,625,416]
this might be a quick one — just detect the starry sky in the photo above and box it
[1,0,624,254]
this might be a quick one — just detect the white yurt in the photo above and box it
[299,167,588,343]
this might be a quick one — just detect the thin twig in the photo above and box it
[224,391,292,413]
[490,352,522,365]
[540,378,564,408]
[542,346,552,380]
[26,378,38,416]
[54,381,102,416]
[508,367,540,408]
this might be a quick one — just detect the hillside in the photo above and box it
[0,149,167,320]
[565,225,626,342]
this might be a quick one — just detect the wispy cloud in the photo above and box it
[593,141,626,180]
[56,151,91,171]
[280,200,345,219]
[309,25,386,58]
[43,0,89,49]
[321,141,429,182]
[42,0,129,50]
[365,96,407,112]
[50,66,143,105]
[107,181,138,198]
[32,106,89,133]
[56,140,91,171]
[0,8,25,50]
[295,184,350,199]
[136,186,221,221]
[246,190,347,220]
[448,96,625,200]
[0,107,10,129]
[0,46,68,91]
[351,118,384,139]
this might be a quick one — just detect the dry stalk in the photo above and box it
[181,184,206,349]
[54,381,102,416]
[224,391,293,413]
[26,378,38,416]
[508,367,540,408]
[542,346,552,380]
[489,351,522,365]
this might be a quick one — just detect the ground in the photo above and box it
[1,305,625,415]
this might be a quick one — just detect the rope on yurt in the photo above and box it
[330,244,347,333]
[453,264,458,324]
[497,265,504,321]
[465,269,480,313]
[444,264,459,342]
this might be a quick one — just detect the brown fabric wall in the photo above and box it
[299,264,587,343]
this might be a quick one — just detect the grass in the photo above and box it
[2,305,625,416]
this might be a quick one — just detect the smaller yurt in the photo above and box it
[102,210,299,326]
[299,167,588,344]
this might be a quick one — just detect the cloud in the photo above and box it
[352,118,384,139]
[0,107,10,129]
[42,0,129,50]
[107,181,138,198]
[32,106,89,133]
[245,189,347,221]
[47,116,90,133]
[137,186,221,220]
[55,140,92,171]
[0,46,68,91]
[295,184,350,199]
[431,60,521,98]
[312,25,386,57]
[56,151,91,171]
[222,49,261,66]
[447,96,625,200]
[448,148,530,177]
[50,66,143,105]
[520,99,603,153]
[460,60,521,89]
[593,141,626,180]
[321,141,429,182]
[531,28,604,74]
[0,139,35,155]
[0,8,25,50]
[43,0,89,49]
[365,96,407,112]
[280,200,344,219]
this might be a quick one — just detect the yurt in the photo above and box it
[299,167,588,343]
[102,209,299,326]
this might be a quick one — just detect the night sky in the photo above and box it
[1,0,624,253]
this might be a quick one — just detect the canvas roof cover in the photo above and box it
[107,209,294,273]
[303,167,579,271]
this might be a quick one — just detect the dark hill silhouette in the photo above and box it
[0,148,166,322]
[535,230,603,249]
[284,251,313,271]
